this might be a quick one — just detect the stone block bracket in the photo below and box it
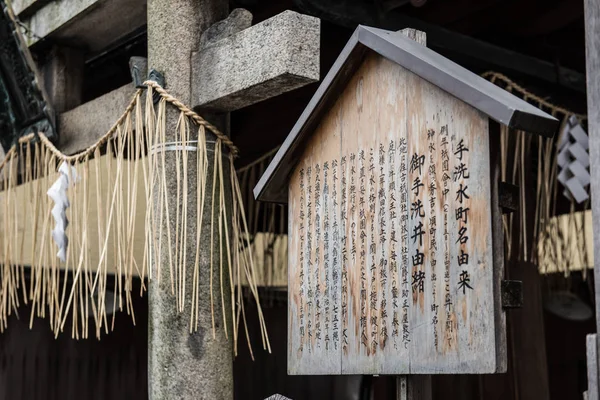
[192,10,320,111]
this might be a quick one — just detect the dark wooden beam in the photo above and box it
[506,0,583,37]
[411,0,503,27]
[294,0,586,92]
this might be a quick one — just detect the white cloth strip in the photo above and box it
[150,140,226,155]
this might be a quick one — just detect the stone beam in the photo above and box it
[10,0,48,17]
[58,83,136,155]
[192,10,320,111]
[18,0,146,54]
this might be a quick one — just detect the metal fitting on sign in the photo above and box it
[501,280,523,309]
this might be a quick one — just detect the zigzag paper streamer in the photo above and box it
[557,116,590,204]
[47,162,78,262]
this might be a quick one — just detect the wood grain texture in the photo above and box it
[584,1,600,395]
[489,121,508,372]
[288,51,503,374]
[588,334,598,400]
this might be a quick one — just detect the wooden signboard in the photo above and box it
[254,26,559,375]
[288,53,497,374]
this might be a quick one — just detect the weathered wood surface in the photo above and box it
[288,51,502,375]
[489,121,508,373]
[585,0,600,396]
[587,334,598,400]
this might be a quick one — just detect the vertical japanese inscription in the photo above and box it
[289,57,497,375]
[410,149,426,300]
[388,140,400,348]
[398,138,410,348]
[323,162,331,350]
[331,160,340,350]
[427,128,439,348]
[378,144,388,350]
[341,156,349,352]
[368,148,378,354]
[454,138,472,296]
[298,168,306,353]
[440,126,455,346]
[314,164,322,348]
[359,150,368,350]
[306,165,313,351]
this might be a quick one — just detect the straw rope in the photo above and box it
[233,72,591,282]
[482,72,587,121]
[483,71,589,274]
[143,81,239,156]
[0,81,268,355]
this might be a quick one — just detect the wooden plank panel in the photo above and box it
[375,52,410,372]
[489,121,508,373]
[587,334,598,400]
[288,88,342,374]
[403,61,496,373]
[339,54,372,373]
[287,51,500,374]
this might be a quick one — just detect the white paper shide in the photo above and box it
[47,162,79,262]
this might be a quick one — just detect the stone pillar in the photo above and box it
[40,45,84,113]
[147,1,233,399]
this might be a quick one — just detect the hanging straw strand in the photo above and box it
[0,80,267,353]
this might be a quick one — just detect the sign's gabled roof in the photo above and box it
[254,25,559,204]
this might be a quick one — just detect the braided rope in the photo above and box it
[1,73,580,171]
[143,80,238,156]
[482,71,587,121]
[0,146,17,179]
[0,81,238,167]
[236,146,280,173]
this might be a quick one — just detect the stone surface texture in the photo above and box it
[58,84,135,155]
[200,8,252,48]
[148,145,234,400]
[10,0,36,15]
[21,0,146,53]
[148,1,234,399]
[40,46,84,113]
[192,10,320,111]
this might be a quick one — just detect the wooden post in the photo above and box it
[588,334,599,400]
[584,0,600,397]
[397,376,432,400]
[147,1,233,399]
